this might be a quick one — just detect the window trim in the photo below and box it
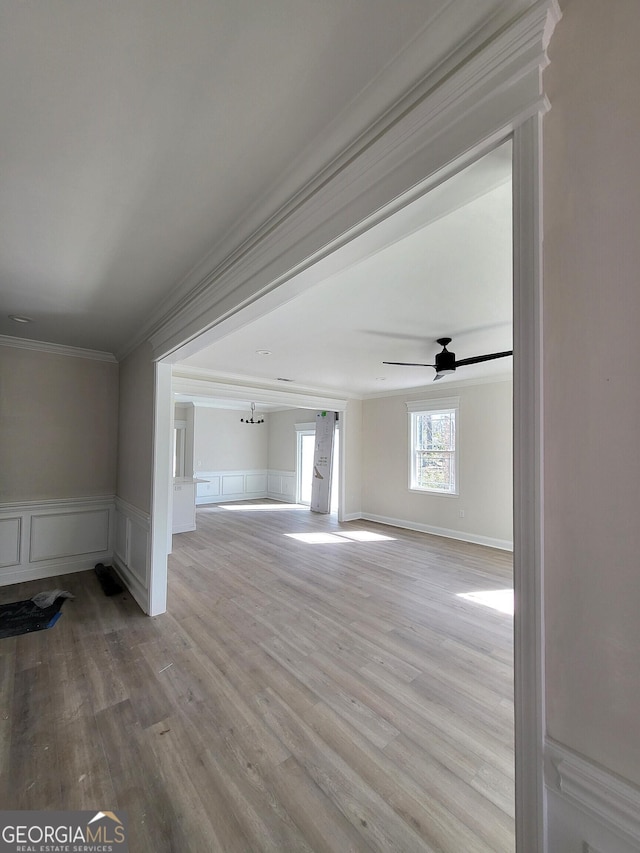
[406,397,460,496]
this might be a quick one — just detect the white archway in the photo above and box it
[148,6,560,849]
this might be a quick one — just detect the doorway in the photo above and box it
[297,422,340,511]
[151,118,547,853]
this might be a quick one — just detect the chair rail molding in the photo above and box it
[546,739,640,852]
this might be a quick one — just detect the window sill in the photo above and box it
[408,487,459,497]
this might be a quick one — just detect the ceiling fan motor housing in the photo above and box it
[435,345,456,373]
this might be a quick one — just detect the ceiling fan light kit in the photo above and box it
[383,336,513,380]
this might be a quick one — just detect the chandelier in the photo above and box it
[240,402,264,424]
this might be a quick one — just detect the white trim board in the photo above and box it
[172,371,349,413]
[0,334,117,363]
[358,512,513,552]
[546,740,640,852]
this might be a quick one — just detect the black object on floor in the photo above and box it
[94,563,124,597]
[0,596,66,639]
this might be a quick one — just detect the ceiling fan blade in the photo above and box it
[382,361,436,368]
[454,350,513,367]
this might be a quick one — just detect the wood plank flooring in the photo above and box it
[1,501,514,852]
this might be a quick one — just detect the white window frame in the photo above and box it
[406,397,459,496]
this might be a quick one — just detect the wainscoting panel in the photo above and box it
[0,517,21,568]
[266,470,297,503]
[30,509,109,563]
[196,476,220,503]
[222,474,245,496]
[113,497,150,613]
[246,473,268,494]
[195,469,297,506]
[0,497,114,586]
[545,739,640,853]
[267,473,281,495]
[196,470,267,505]
[115,510,127,563]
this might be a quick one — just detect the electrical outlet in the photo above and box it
[459,509,465,518]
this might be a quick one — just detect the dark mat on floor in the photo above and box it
[94,563,124,596]
[0,596,67,639]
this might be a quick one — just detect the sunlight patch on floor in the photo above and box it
[334,530,396,542]
[457,589,514,614]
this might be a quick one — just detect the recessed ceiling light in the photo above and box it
[8,314,33,324]
[256,349,272,356]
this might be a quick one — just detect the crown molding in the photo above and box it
[119,0,560,363]
[171,369,350,413]
[0,334,117,363]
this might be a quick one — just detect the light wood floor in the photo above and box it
[1,501,514,852]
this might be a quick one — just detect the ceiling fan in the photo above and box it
[383,337,513,381]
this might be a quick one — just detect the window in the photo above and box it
[173,421,187,478]
[407,398,459,495]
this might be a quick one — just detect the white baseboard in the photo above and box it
[545,739,640,853]
[0,496,114,587]
[356,512,513,551]
[341,512,363,522]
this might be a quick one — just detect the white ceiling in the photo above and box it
[0,0,521,364]
[177,142,513,398]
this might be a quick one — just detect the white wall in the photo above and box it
[360,379,512,548]
[0,344,118,502]
[342,399,363,520]
[112,341,156,612]
[116,342,155,514]
[0,343,119,587]
[194,407,269,471]
[267,407,317,471]
[543,0,640,815]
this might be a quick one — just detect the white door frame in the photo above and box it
[148,6,560,849]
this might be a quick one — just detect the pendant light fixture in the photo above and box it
[240,402,264,424]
